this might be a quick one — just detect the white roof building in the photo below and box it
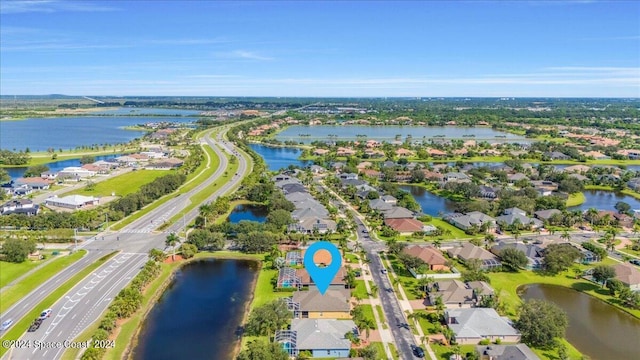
[45,195,99,209]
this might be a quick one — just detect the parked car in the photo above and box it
[39,309,52,320]
[1,319,13,331]
[630,259,640,266]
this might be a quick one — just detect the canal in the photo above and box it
[132,259,258,360]
[520,283,640,360]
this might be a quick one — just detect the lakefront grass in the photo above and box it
[0,250,87,313]
[566,192,586,207]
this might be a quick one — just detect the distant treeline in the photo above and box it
[0,149,31,165]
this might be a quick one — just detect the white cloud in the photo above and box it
[215,50,274,61]
[0,0,118,14]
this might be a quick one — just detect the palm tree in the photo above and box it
[560,230,571,242]
[586,207,599,227]
[165,232,179,261]
[198,203,214,228]
[370,284,378,297]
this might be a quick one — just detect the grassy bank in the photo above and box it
[0,147,137,168]
[0,250,87,313]
[0,251,117,358]
[566,192,586,207]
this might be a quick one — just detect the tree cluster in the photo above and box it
[110,173,186,216]
[244,299,290,336]
[1,238,37,263]
[0,149,31,165]
[515,299,568,348]
[542,244,582,274]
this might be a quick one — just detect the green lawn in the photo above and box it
[66,169,170,197]
[386,254,422,300]
[369,341,387,359]
[375,305,387,328]
[353,280,369,300]
[0,259,41,288]
[566,192,586,207]
[387,342,400,360]
[0,250,87,313]
[423,218,474,241]
[344,253,360,264]
[0,251,116,358]
[360,304,378,329]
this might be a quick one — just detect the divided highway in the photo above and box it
[1,127,250,360]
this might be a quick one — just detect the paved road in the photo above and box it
[1,128,250,360]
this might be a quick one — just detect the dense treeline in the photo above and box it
[110,173,186,216]
[82,258,161,360]
[0,149,31,165]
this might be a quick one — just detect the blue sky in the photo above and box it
[1,0,638,97]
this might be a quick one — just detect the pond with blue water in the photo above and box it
[227,204,268,223]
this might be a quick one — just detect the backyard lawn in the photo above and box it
[353,279,369,300]
[68,169,170,197]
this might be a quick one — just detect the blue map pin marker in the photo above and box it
[303,241,342,295]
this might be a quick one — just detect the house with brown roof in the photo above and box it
[447,243,501,270]
[291,288,351,319]
[364,149,385,158]
[613,263,640,291]
[402,245,449,271]
[427,280,494,309]
[313,148,330,156]
[428,148,447,157]
[296,267,346,289]
[384,218,426,235]
[336,147,356,156]
[395,148,414,157]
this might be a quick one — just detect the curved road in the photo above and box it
[1,127,251,360]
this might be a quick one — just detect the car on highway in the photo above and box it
[28,318,42,332]
[411,344,425,358]
[1,319,13,331]
[39,308,52,319]
[381,268,388,274]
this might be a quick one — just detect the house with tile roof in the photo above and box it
[445,308,520,344]
[291,288,351,319]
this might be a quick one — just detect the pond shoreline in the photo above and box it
[123,253,263,360]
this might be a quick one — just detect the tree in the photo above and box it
[357,344,378,360]
[149,248,165,263]
[236,340,289,360]
[592,265,616,287]
[80,155,96,165]
[266,209,293,229]
[0,168,9,184]
[542,244,581,275]
[244,300,290,336]
[515,299,568,348]
[500,248,529,271]
[165,232,179,261]
[198,203,214,228]
[23,164,49,178]
[180,243,198,259]
[1,238,36,263]
[615,201,631,215]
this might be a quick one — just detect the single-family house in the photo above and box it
[443,172,471,184]
[507,173,529,183]
[544,151,570,160]
[40,171,58,180]
[336,147,356,156]
[146,158,184,170]
[628,178,640,192]
[282,183,309,195]
[562,164,591,174]
[288,217,337,234]
[495,208,543,229]
[396,148,414,157]
[45,195,99,209]
[402,245,449,271]
[427,280,494,309]
[613,263,640,291]
[14,177,51,190]
[490,242,544,270]
[58,166,96,178]
[445,308,520,345]
[444,212,496,231]
[338,173,358,181]
[291,288,351,319]
[295,267,346,288]
[0,199,39,216]
[479,185,498,199]
[534,209,561,222]
[381,206,414,219]
[310,165,325,174]
[369,199,394,212]
[447,243,502,270]
[384,218,428,235]
[313,148,330,156]
[277,319,358,358]
[475,344,540,360]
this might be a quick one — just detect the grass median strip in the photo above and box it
[0,250,87,313]
[0,251,117,357]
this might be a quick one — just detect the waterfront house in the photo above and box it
[381,206,414,219]
[291,288,351,319]
[14,177,51,190]
[384,218,430,235]
[490,242,544,270]
[313,148,330,156]
[444,212,496,231]
[40,171,58,180]
[445,308,520,345]
[295,267,346,289]
[495,208,543,230]
[288,216,337,234]
[543,151,570,160]
[0,199,39,216]
[58,166,96,178]
[276,319,357,358]
[613,263,640,291]
[534,209,561,222]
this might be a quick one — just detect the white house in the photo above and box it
[58,166,96,178]
[45,195,99,209]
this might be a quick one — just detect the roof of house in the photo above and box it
[534,209,562,220]
[563,164,591,173]
[292,288,350,312]
[384,218,425,233]
[281,183,308,194]
[447,243,499,262]
[292,207,329,220]
[475,344,540,360]
[613,263,640,286]
[381,195,397,202]
[296,267,346,286]
[369,199,394,211]
[495,212,543,228]
[447,211,495,228]
[432,280,493,304]
[45,195,97,206]
[446,308,520,339]
[490,242,544,259]
[285,192,315,203]
[508,173,529,181]
[403,245,447,266]
[382,206,414,219]
[291,319,357,350]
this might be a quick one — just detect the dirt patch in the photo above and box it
[163,254,184,264]
[409,299,428,310]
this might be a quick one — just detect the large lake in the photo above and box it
[570,190,640,211]
[275,125,527,143]
[0,116,195,151]
[520,284,640,360]
[133,259,258,360]
[91,107,201,116]
[399,184,456,216]
[248,143,309,171]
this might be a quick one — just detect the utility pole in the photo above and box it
[105,213,109,230]
[74,228,78,253]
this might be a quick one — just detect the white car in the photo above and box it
[39,309,52,320]
[1,319,13,331]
